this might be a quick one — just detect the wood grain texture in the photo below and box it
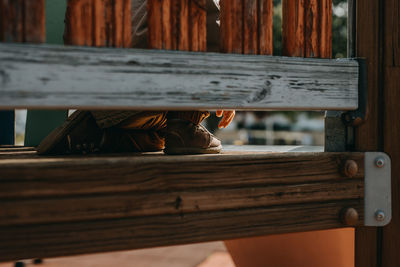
[64,0,131,48]
[0,150,364,261]
[258,0,273,55]
[243,0,258,54]
[382,1,400,266]
[0,0,45,43]
[148,0,206,51]
[189,0,207,52]
[282,0,332,58]
[0,43,359,110]
[221,0,272,55]
[282,0,305,57]
[220,0,243,54]
[354,1,383,266]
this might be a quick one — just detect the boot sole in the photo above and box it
[36,111,90,155]
[164,145,222,155]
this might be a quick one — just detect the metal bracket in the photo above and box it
[364,152,392,226]
[342,58,368,126]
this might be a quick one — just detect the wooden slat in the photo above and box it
[0,0,45,43]
[282,0,305,57]
[243,0,258,54]
[220,0,243,54]
[220,0,273,55]
[148,0,205,51]
[0,150,364,261]
[282,0,332,58]
[189,0,207,52]
[0,43,359,110]
[258,0,273,55]
[64,0,131,48]
[0,201,363,262]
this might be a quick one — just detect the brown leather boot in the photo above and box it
[37,111,164,155]
[164,119,222,155]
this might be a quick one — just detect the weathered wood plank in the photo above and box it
[0,201,363,262]
[0,43,358,110]
[0,151,364,226]
[0,150,364,261]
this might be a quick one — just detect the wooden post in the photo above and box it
[64,0,132,48]
[354,1,382,266]
[148,0,206,52]
[381,0,400,266]
[220,0,273,55]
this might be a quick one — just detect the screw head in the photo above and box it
[343,160,358,177]
[375,210,385,222]
[375,157,385,168]
[341,208,359,226]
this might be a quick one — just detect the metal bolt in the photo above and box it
[375,157,385,168]
[343,160,358,178]
[375,210,385,222]
[341,208,359,226]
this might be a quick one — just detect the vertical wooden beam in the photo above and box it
[258,0,273,55]
[381,1,400,266]
[93,0,106,47]
[64,0,131,48]
[0,0,45,43]
[220,0,273,55]
[178,0,190,51]
[189,0,207,52]
[148,0,206,52]
[282,0,331,58]
[220,0,243,54]
[147,0,162,49]
[354,0,383,265]
[282,0,305,57]
[161,0,172,49]
[243,0,258,54]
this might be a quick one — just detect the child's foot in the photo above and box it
[164,119,222,155]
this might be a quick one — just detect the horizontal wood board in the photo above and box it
[0,43,359,110]
[0,148,364,261]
